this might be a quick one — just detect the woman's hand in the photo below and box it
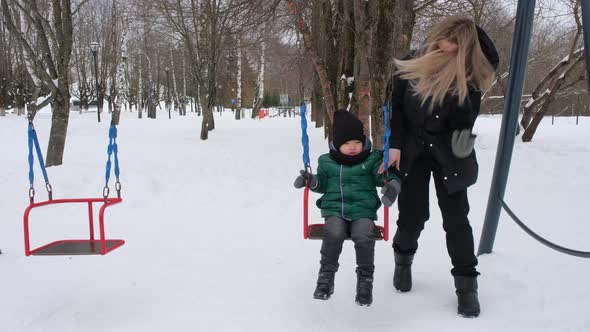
[378,148,401,174]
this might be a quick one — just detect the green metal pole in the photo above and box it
[478,0,537,255]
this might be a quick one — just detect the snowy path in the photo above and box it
[1,110,589,331]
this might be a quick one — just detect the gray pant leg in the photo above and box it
[350,218,376,273]
[319,216,348,272]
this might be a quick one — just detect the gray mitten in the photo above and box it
[451,128,476,159]
[293,170,318,189]
[380,179,402,207]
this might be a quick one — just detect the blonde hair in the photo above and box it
[394,16,495,110]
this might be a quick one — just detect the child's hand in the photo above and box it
[381,179,402,207]
[294,170,318,189]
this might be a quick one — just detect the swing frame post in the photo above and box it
[478,0,536,256]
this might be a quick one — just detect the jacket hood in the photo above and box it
[476,25,500,70]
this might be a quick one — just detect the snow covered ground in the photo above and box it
[1,109,589,332]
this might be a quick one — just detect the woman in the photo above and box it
[380,16,499,317]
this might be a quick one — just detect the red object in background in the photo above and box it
[258,109,270,119]
[24,197,125,255]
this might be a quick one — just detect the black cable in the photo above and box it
[499,199,590,258]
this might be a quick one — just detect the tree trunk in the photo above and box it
[337,0,354,111]
[236,38,242,120]
[200,111,209,139]
[521,47,585,130]
[287,0,336,127]
[369,0,399,150]
[46,87,70,167]
[392,0,415,60]
[352,0,376,137]
[260,41,265,111]
[15,85,25,116]
[181,51,187,116]
[170,50,179,113]
[0,76,6,116]
[310,0,323,126]
[297,32,305,105]
[312,76,323,127]
[195,85,202,116]
[251,41,265,119]
[0,81,5,116]
[322,0,338,115]
[522,52,585,142]
[138,59,143,119]
[113,11,129,126]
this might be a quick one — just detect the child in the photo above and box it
[294,109,401,306]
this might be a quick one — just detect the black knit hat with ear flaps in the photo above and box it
[332,109,366,150]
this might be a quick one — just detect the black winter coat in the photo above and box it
[388,26,499,194]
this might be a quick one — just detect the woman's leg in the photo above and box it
[432,167,478,277]
[433,166,480,316]
[393,155,432,254]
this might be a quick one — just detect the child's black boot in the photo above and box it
[393,251,414,292]
[313,268,335,300]
[454,275,480,318]
[355,269,373,306]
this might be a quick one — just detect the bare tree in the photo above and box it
[2,0,76,166]
[112,4,130,126]
[520,1,585,141]
[251,41,265,118]
[235,37,243,119]
[0,8,12,116]
[287,0,336,127]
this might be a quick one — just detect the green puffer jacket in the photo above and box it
[311,151,399,221]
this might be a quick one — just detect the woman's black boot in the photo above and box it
[454,275,480,318]
[393,252,414,292]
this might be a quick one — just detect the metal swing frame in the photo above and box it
[478,0,590,258]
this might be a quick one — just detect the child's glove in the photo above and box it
[451,128,476,159]
[380,179,401,207]
[293,170,318,189]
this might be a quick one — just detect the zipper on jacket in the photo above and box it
[340,165,346,219]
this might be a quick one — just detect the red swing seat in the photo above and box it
[307,223,385,240]
[302,186,390,241]
[24,197,125,256]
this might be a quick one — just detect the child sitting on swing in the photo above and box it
[294,109,401,306]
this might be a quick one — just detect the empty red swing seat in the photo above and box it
[24,197,125,256]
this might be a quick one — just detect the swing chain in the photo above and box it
[46,182,53,200]
[115,180,122,198]
[29,187,35,204]
[103,186,110,202]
